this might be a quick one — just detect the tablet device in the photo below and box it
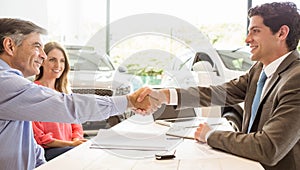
[152,104,201,127]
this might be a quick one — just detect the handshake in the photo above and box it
[127,87,170,115]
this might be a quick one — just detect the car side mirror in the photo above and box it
[192,61,214,72]
[118,66,127,73]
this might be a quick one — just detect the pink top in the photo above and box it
[32,81,84,148]
[32,122,84,148]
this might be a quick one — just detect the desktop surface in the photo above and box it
[35,115,264,170]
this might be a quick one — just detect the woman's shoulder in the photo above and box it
[34,80,41,85]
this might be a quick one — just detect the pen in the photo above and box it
[184,123,223,128]
[166,137,181,140]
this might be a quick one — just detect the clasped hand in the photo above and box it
[127,87,167,115]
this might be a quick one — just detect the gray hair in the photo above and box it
[0,18,47,53]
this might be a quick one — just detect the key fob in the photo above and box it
[155,153,176,160]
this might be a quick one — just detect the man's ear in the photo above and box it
[277,25,289,40]
[2,37,15,56]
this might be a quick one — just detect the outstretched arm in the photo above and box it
[129,87,171,114]
[137,87,170,104]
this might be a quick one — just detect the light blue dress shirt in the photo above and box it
[0,59,128,170]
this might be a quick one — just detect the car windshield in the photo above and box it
[67,49,115,71]
[217,50,253,71]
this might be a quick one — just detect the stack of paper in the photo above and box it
[90,129,182,159]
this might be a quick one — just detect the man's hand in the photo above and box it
[127,87,152,115]
[136,87,169,104]
[135,87,170,114]
[194,123,212,143]
[127,87,170,115]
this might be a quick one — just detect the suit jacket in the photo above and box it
[176,50,300,170]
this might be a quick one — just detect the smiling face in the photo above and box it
[42,48,66,80]
[10,32,47,77]
[245,15,283,66]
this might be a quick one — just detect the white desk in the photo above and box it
[35,115,264,170]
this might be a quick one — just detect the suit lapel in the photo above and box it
[243,62,262,132]
[245,50,299,132]
[261,51,299,101]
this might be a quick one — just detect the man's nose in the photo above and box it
[40,49,47,60]
[245,33,252,44]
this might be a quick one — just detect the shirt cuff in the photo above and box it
[169,88,178,105]
[111,96,128,114]
[205,129,214,142]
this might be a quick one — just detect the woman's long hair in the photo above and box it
[35,42,71,93]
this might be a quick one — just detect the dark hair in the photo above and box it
[0,18,47,54]
[35,42,71,93]
[248,2,300,51]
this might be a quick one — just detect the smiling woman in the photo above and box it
[32,42,87,161]
[35,42,71,93]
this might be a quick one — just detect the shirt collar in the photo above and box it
[0,58,24,76]
[263,51,292,78]
[0,58,11,69]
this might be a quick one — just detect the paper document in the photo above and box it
[155,117,204,127]
[90,129,182,151]
[166,126,196,139]
[165,118,234,139]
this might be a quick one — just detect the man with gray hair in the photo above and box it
[0,18,155,169]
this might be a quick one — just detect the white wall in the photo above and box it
[0,0,48,29]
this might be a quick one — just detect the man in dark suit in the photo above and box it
[137,2,300,170]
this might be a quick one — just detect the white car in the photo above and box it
[66,44,253,132]
[66,45,134,133]
[66,45,132,96]
[155,48,253,132]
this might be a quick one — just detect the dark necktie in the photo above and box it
[248,71,267,133]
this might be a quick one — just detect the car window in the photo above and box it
[217,50,253,71]
[68,51,115,71]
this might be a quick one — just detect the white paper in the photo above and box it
[165,118,234,139]
[91,129,181,151]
